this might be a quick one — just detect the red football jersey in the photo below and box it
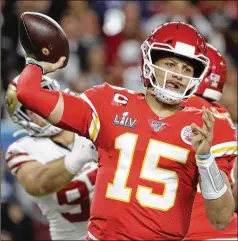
[184,95,237,240]
[182,95,235,129]
[63,84,237,240]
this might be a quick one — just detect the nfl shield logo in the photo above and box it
[150,120,167,132]
[210,73,220,82]
[209,73,220,88]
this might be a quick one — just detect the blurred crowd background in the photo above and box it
[1,0,237,240]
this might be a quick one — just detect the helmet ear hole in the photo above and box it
[166,39,173,43]
[19,105,27,115]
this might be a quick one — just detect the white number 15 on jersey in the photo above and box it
[106,133,190,211]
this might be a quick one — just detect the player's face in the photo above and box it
[26,110,48,127]
[154,57,195,93]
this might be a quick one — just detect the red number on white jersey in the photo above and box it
[56,169,97,222]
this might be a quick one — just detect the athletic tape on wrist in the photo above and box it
[196,153,227,200]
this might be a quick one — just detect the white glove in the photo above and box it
[64,136,98,175]
[26,57,46,74]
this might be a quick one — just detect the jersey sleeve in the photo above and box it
[60,83,109,143]
[215,156,236,182]
[211,117,237,177]
[61,83,108,142]
[80,84,108,142]
[17,65,108,142]
[209,105,235,130]
[5,142,37,175]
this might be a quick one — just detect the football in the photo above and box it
[19,12,69,68]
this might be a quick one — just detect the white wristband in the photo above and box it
[196,153,227,200]
[64,136,98,175]
[64,153,85,175]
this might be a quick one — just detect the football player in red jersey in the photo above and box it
[184,44,237,240]
[15,22,237,240]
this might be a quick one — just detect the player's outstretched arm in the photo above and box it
[17,158,74,196]
[191,107,235,230]
[16,58,90,135]
[7,137,97,196]
[198,171,234,230]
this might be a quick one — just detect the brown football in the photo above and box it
[19,12,69,68]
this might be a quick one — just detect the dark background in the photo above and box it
[1,1,237,240]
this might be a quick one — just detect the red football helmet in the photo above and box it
[140,22,210,105]
[195,43,227,101]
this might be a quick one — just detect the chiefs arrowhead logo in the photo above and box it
[181,126,192,145]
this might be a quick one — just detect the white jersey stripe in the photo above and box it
[88,231,99,240]
[7,155,36,169]
[10,160,36,175]
[6,152,28,163]
[211,141,237,158]
[80,93,99,117]
[89,113,100,142]
[205,239,237,240]
[211,141,237,151]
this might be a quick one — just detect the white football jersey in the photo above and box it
[6,135,98,240]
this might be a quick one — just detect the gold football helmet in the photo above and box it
[6,82,19,117]
[5,75,62,137]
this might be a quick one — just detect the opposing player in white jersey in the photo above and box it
[5,76,98,240]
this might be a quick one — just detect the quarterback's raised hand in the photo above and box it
[191,107,215,155]
[25,56,66,74]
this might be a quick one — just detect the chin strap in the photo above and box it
[153,87,181,105]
